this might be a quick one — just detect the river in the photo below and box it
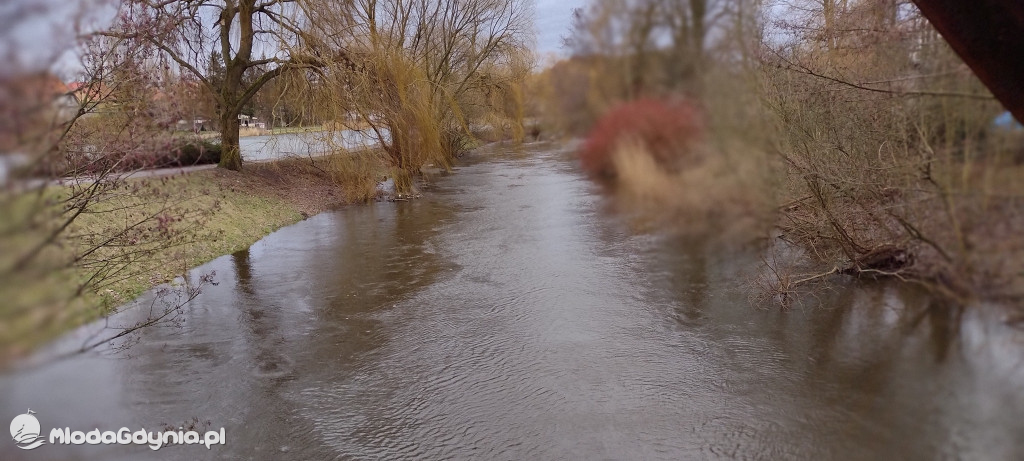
[2,143,1023,460]
[240,130,381,162]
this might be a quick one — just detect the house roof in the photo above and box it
[66,81,112,103]
[1,72,70,102]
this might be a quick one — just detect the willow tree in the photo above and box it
[104,0,333,170]
[308,0,534,193]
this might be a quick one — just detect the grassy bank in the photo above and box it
[0,151,385,362]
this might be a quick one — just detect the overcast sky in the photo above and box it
[534,0,586,58]
[2,0,585,76]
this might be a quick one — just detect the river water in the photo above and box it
[2,143,1024,460]
[240,130,381,162]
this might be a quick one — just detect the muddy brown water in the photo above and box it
[2,143,1024,460]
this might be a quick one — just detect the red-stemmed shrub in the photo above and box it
[578,98,703,177]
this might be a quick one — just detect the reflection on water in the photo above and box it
[2,143,1024,460]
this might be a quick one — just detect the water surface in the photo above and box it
[2,143,1023,460]
[240,130,381,162]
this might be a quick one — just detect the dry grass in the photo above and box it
[238,127,272,137]
[608,137,775,245]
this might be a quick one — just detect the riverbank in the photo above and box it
[0,151,385,363]
[5,142,1022,460]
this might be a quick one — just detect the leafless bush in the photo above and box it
[759,0,1022,305]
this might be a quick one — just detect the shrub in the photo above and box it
[578,99,703,177]
[172,140,222,167]
[76,139,221,174]
[23,138,222,178]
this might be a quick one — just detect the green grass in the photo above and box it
[0,171,307,362]
[1,147,392,363]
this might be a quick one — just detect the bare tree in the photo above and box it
[103,0,335,170]
[563,0,726,103]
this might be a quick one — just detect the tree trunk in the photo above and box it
[219,112,242,170]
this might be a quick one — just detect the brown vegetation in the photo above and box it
[306,0,534,193]
[546,0,774,243]
[760,0,1024,306]
[550,0,1024,307]
[578,99,704,178]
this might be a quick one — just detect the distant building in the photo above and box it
[0,72,79,152]
[65,81,112,113]
[238,114,260,127]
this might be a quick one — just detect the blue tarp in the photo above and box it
[993,111,1023,130]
